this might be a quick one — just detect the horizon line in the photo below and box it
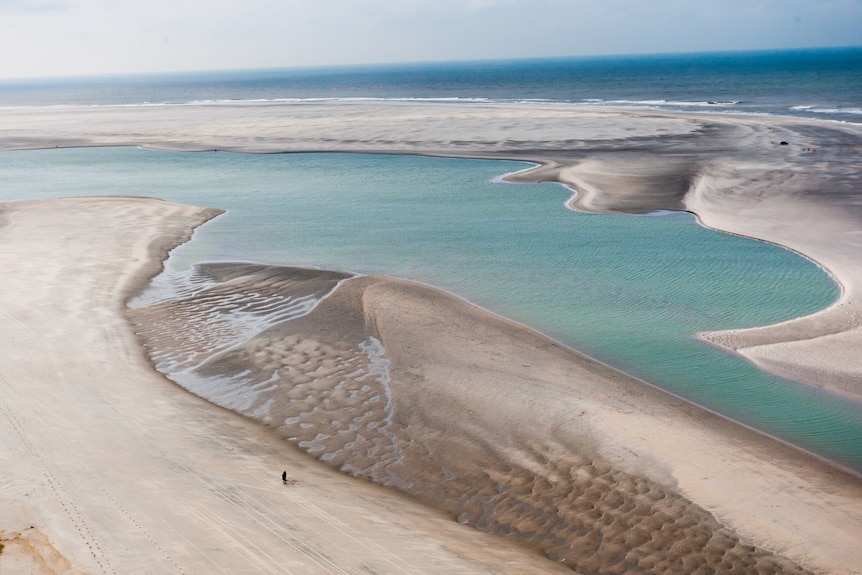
[2,45,860,83]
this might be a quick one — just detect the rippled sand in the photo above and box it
[2,100,860,397]
[128,263,841,574]
[2,101,862,573]
[3,199,575,575]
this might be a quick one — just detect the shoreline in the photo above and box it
[1,101,861,572]
[500,160,854,390]
[138,252,861,482]
[124,257,862,574]
[1,101,859,399]
[139,225,861,479]
[1,197,570,574]
[1,95,860,127]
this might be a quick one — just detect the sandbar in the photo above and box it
[1,100,859,396]
[0,101,861,573]
[0,197,570,574]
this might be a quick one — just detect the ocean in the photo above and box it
[1,47,861,123]
[1,48,861,472]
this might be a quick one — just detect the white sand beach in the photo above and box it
[1,102,861,574]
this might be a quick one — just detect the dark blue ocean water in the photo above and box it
[1,47,861,122]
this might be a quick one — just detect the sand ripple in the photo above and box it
[128,263,811,574]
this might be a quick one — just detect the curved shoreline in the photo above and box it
[1,197,574,574]
[506,161,855,396]
[1,99,861,572]
[125,258,862,573]
[0,100,859,392]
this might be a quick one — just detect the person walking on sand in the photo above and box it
[282,470,288,484]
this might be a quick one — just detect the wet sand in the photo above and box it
[1,102,861,573]
[127,262,862,574]
[0,197,572,575]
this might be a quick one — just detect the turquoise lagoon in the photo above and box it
[1,147,859,472]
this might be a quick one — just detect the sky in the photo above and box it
[1,0,861,78]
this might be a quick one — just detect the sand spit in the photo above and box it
[0,198,575,575]
[128,262,862,574]
[0,100,860,396]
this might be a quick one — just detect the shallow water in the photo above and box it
[1,146,859,472]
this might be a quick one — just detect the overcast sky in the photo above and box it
[1,0,860,78]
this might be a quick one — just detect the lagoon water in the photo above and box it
[2,47,861,471]
[1,146,860,472]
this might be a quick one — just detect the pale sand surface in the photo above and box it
[0,103,861,573]
[0,197,573,575]
[0,100,860,396]
[127,263,862,574]
[2,198,860,574]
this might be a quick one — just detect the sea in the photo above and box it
[1,47,861,473]
[2,47,861,122]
